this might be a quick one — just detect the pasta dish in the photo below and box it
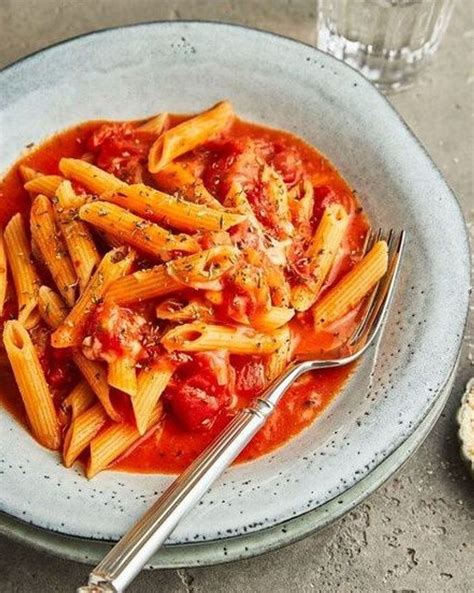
[0,101,387,477]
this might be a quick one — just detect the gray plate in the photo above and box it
[0,21,470,560]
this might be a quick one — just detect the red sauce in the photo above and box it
[0,114,368,475]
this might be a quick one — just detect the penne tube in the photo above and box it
[37,285,120,421]
[162,322,287,355]
[87,404,163,478]
[59,158,126,195]
[63,402,108,467]
[154,161,224,210]
[291,203,349,312]
[186,179,225,210]
[3,320,60,450]
[0,230,7,316]
[101,183,245,232]
[264,260,291,308]
[288,178,314,230]
[264,326,292,382]
[79,201,199,257]
[103,232,125,249]
[108,357,137,397]
[262,165,293,237]
[136,112,169,134]
[18,164,40,183]
[107,263,181,306]
[72,351,119,422]
[148,100,234,172]
[24,175,63,198]
[226,182,265,236]
[51,247,135,348]
[38,285,70,328]
[205,289,224,305]
[54,181,101,292]
[62,380,96,420]
[30,194,77,306]
[132,360,174,435]
[155,296,215,323]
[107,246,239,305]
[250,306,295,332]
[4,213,41,328]
[313,241,388,328]
[166,245,240,286]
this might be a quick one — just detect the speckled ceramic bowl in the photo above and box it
[0,22,470,563]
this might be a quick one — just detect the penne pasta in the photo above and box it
[154,161,224,210]
[101,183,245,232]
[288,178,314,230]
[313,241,388,328]
[72,351,119,422]
[87,404,163,478]
[263,259,291,308]
[63,402,108,467]
[262,165,293,237]
[37,285,120,421]
[148,100,234,172]
[54,181,101,292]
[79,201,199,257]
[226,181,265,236]
[38,285,70,328]
[204,289,224,306]
[107,263,181,306]
[59,157,126,195]
[4,213,41,328]
[30,194,77,306]
[107,246,239,305]
[0,230,7,316]
[155,296,215,322]
[162,322,287,355]
[24,175,63,198]
[62,380,96,420]
[51,247,135,348]
[1,101,378,478]
[18,164,40,183]
[136,112,169,134]
[291,203,349,312]
[250,306,295,332]
[264,326,292,382]
[108,357,137,397]
[166,245,240,286]
[3,320,60,450]
[132,360,174,435]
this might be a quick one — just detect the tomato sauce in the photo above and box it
[0,113,368,475]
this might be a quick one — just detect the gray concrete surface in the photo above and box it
[0,1,472,591]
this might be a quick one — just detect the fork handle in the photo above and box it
[80,363,305,593]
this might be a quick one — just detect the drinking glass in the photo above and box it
[316,0,455,92]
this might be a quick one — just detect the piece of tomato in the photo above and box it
[87,122,152,184]
[167,352,232,431]
[271,145,304,187]
[233,357,266,396]
[82,302,147,363]
[201,139,243,199]
[39,344,77,392]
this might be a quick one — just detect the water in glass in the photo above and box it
[316,0,455,92]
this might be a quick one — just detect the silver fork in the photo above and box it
[78,229,405,593]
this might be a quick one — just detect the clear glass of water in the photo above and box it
[316,0,455,92]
